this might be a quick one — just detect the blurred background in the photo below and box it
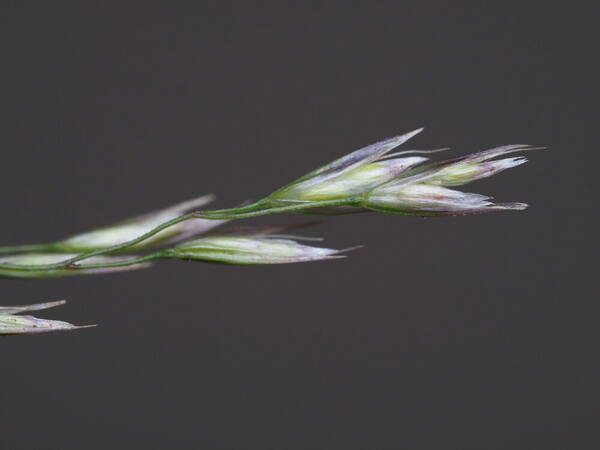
[0,2,596,449]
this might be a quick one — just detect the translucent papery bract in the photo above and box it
[278,156,429,203]
[363,183,527,216]
[0,300,67,314]
[383,144,541,189]
[0,315,80,335]
[426,157,528,187]
[0,253,151,278]
[0,301,91,335]
[167,235,346,265]
[268,129,424,203]
[57,195,224,252]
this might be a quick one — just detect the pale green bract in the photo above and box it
[56,195,225,252]
[0,253,152,278]
[268,128,428,205]
[0,301,92,335]
[166,235,349,265]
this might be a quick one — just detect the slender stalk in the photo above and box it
[198,198,272,216]
[65,253,164,270]
[0,197,360,272]
[0,253,164,272]
[195,198,359,220]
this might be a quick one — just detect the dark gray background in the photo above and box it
[0,2,596,449]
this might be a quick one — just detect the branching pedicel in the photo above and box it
[0,129,543,335]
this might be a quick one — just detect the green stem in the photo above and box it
[198,198,272,216]
[67,253,165,270]
[195,198,359,220]
[0,198,359,272]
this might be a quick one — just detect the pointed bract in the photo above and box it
[167,234,351,265]
[57,195,225,252]
[0,300,67,315]
[268,129,425,204]
[277,156,429,203]
[0,253,151,278]
[426,157,528,187]
[296,128,424,181]
[364,184,527,215]
[0,315,84,335]
[0,301,92,335]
